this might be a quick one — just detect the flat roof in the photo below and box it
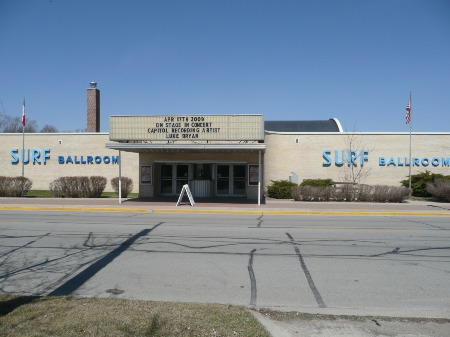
[265,118,343,132]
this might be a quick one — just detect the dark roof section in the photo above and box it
[264,118,343,132]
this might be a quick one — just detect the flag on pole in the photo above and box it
[405,98,411,124]
[22,98,26,126]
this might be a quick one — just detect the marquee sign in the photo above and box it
[109,115,264,141]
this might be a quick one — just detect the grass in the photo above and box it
[0,295,270,337]
[25,190,139,198]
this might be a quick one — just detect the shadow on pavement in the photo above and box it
[48,225,160,296]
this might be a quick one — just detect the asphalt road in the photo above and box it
[1,210,449,319]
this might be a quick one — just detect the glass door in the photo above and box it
[216,164,246,196]
[176,164,189,194]
[233,165,246,196]
[160,164,173,195]
[161,164,189,195]
[216,165,230,195]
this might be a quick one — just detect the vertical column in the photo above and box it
[119,150,122,204]
[258,150,261,206]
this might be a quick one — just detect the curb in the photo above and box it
[1,205,450,216]
[152,208,450,217]
[0,206,149,213]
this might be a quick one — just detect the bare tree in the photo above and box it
[338,131,373,184]
[40,124,59,133]
[1,115,38,133]
[61,128,87,133]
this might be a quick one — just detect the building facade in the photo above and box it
[1,115,449,200]
[1,133,138,192]
[264,131,450,187]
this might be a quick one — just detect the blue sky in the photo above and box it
[1,0,449,132]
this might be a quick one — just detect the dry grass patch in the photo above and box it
[0,295,269,337]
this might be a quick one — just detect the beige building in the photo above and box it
[1,116,449,200]
[1,133,138,192]
[265,132,450,187]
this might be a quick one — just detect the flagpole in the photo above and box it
[408,91,412,189]
[22,97,25,177]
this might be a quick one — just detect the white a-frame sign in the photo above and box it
[176,184,195,206]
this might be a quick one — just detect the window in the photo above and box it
[194,164,212,180]
[141,165,152,185]
[248,165,259,186]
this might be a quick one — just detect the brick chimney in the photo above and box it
[87,82,100,132]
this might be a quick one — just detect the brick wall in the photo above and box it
[86,88,100,132]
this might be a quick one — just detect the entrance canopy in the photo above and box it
[105,142,265,153]
[106,114,265,203]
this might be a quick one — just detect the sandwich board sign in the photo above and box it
[176,184,195,206]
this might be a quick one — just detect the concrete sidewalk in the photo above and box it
[1,197,450,216]
[251,310,450,337]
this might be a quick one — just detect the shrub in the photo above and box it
[89,176,107,198]
[401,170,450,197]
[292,184,411,203]
[356,184,377,202]
[300,179,333,188]
[49,176,107,198]
[111,177,134,198]
[49,178,65,198]
[386,186,412,203]
[426,179,450,202]
[50,177,86,198]
[335,184,357,202]
[292,185,335,201]
[291,185,312,201]
[267,180,297,199]
[0,176,9,197]
[10,176,33,197]
[357,185,411,203]
[0,176,33,197]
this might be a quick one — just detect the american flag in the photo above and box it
[405,99,411,124]
[22,98,26,126]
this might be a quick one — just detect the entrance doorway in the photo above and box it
[216,164,246,196]
[159,163,247,197]
[160,164,189,195]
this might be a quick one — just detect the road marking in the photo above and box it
[303,227,420,230]
[0,206,449,216]
[152,209,450,217]
[0,206,148,213]
[154,209,264,215]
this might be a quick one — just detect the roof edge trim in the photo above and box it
[330,118,344,132]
